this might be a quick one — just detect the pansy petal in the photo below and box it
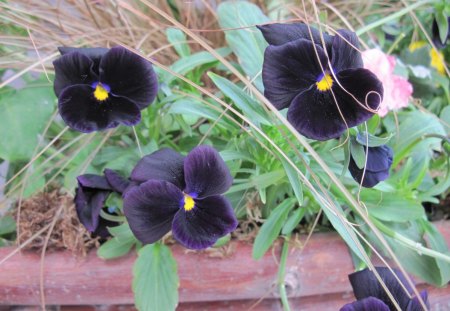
[262,38,327,110]
[77,174,111,190]
[349,267,414,310]
[123,180,182,245]
[288,87,345,140]
[340,297,390,311]
[184,145,232,198]
[331,30,364,71]
[58,47,108,73]
[74,184,110,232]
[130,148,185,189]
[348,159,390,188]
[407,290,429,311]
[58,85,141,133]
[53,52,97,97]
[257,23,332,49]
[99,46,158,110]
[104,169,130,193]
[172,195,238,249]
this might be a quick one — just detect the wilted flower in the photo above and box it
[341,267,429,311]
[258,23,383,141]
[53,46,158,133]
[362,49,412,117]
[348,144,393,188]
[123,146,238,250]
[409,41,446,75]
[432,17,450,49]
[75,169,125,237]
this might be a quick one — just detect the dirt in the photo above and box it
[15,189,99,256]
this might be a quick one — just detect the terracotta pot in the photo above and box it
[0,221,449,310]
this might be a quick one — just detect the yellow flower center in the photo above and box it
[183,193,195,211]
[93,84,109,101]
[316,73,333,92]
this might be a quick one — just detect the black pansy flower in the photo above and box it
[432,17,450,49]
[75,169,125,237]
[348,144,393,188]
[53,46,158,133]
[258,23,383,141]
[341,267,429,311]
[123,145,238,250]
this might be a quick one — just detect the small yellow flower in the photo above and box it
[409,41,446,75]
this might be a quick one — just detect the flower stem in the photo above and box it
[278,236,292,311]
[371,217,450,263]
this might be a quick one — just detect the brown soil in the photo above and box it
[16,190,99,256]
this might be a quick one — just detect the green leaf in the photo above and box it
[281,208,306,235]
[420,219,450,284]
[208,72,270,126]
[318,193,367,263]
[166,27,190,57]
[359,189,425,222]
[356,132,393,147]
[97,237,135,259]
[133,244,179,311]
[217,1,270,90]
[280,158,304,205]
[0,215,16,236]
[440,105,450,134]
[435,11,449,45]
[162,48,231,84]
[0,84,55,161]
[350,138,366,169]
[394,111,446,165]
[252,198,296,260]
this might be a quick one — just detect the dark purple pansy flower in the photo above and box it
[432,17,450,49]
[53,46,158,133]
[348,144,393,188]
[123,145,238,250]
[75,169,125,236]
[75,174,112,233]
[258,23,383,141]
[341,267,429,311]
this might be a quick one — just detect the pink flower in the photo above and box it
[362,49,413,117]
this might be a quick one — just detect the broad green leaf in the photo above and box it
[133,244,179,311]
[217,1,270,90]
[394,111,446,165]
[318,193,367,262]
[162,48,231,84]
[252,198,296,260]
[356,132,393,147]
[166,27,190,57]
[280,158,304,205]
[435,11,449,45]
[208,72,270,126]
[359,189,425,222]
[350,139,366,169]
[97,237,134,259]
[0,85,55,161]
[419,219,450,284]
[228,170,285,193]
[0,215,16,236]
[440,105,450,134]
[281,208,306,235]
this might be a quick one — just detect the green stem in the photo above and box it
[356,0,434,36]
[278,236,292,311]
[372,217,450,263]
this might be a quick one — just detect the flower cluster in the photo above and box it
[258,23,383,141]
[341,267,429,310]
[75,146,237,250]
[53,46,158,133]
